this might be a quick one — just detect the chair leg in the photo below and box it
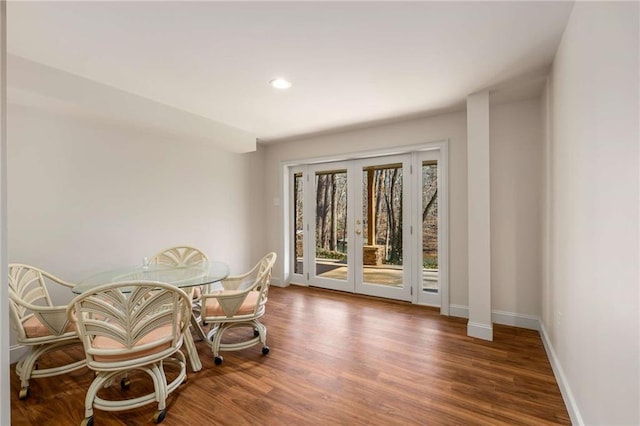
[190,311,206,341]
[151,363,167,411]
[17,359,32,390]
[253,320,270,355]
[84,372,113,420]
[252,320,267,345]
[208,321,271,364]
[182,330,203,372]
[15,341,86,399]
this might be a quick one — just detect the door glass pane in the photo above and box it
[422,161,438,292]
[362,164,403,287]
[293,172,304,275]
[314,170,348,281]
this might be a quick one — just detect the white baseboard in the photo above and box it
[449,304,469,318]
[467,321,493,341]
[492,309,540,331]
[10,344,27,365]
[449,304,541,331]
[447,308,578,423]
[539,323,583,425]
[269,276,289,287]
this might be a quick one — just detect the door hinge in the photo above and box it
[410,164,413,174]
[307,224,310,231]
[306,174,310,182]
[410,286,413,296]
[410,225,413,235]
[306,273,309,280]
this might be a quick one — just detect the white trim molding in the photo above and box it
[449,304,469,319]
[449,304,541,331]
[539,323,584,425]
[269,276,288,288]
[280,139,450,312]
[0,4,9,424]
[467,321,493,341]
[10,345,27,365]
[491,309,540,331]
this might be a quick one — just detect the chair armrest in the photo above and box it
[41,271,76,289]
[35,307,74,336]
[204,288,247,298]
[219,275,255,291]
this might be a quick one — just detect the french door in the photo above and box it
[289,150,444,307]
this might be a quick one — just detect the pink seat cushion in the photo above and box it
[91,323,177,362]
[191,286,202,299]
[23,316,75,338]
[204,291,260,317]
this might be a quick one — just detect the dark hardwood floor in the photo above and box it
[10,285,570,425]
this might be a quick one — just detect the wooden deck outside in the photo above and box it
[313,259,438,291]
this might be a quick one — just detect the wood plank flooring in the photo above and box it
[10,285,570,425]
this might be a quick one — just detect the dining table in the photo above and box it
[74,260,230,372]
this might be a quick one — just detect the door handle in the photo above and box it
[355,229,361,235]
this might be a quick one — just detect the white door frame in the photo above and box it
[413,150,447,308]
[288,165,306,286]
[280,140,449,314]
[307,161,354,292]
[353,154,412,301]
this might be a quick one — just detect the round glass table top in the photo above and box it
[72,261,230,294]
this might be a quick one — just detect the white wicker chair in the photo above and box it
[149,246,208,268]
[67,281,191,426]
[150,246,208,341]
[201,252,276,365]
[8,264,86,400]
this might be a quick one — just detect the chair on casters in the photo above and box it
[150,246,208,335]
[201,252,277,365]
[8,264,86,400]
[67,281,191,426]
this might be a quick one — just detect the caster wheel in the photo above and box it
[253,328,260,337]
[18,387,29,400]
[214,355,223,365]
[181,376,188,385]
[120,377,131,390]
[153,409,166,423]
[80,416,94,426]
[262,346,270,355]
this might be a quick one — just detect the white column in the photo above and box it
[466,91,493,341]
[0,0,9,423]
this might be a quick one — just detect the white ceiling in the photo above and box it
[8,1,574,143]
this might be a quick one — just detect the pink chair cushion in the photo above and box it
[204,291,260,317]
[91,323,176,362]
[23,315,75,338]
[191,286,202,299]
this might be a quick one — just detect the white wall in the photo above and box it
[9,55,257,154]
[264,99,543,321]
[7,103,263,348]
[491,98,541,318]
[542,2,639,424]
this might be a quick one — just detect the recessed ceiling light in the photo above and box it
[270,78,292,89]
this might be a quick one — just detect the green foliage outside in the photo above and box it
[423,256,438,269]
[316,248,347,261]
